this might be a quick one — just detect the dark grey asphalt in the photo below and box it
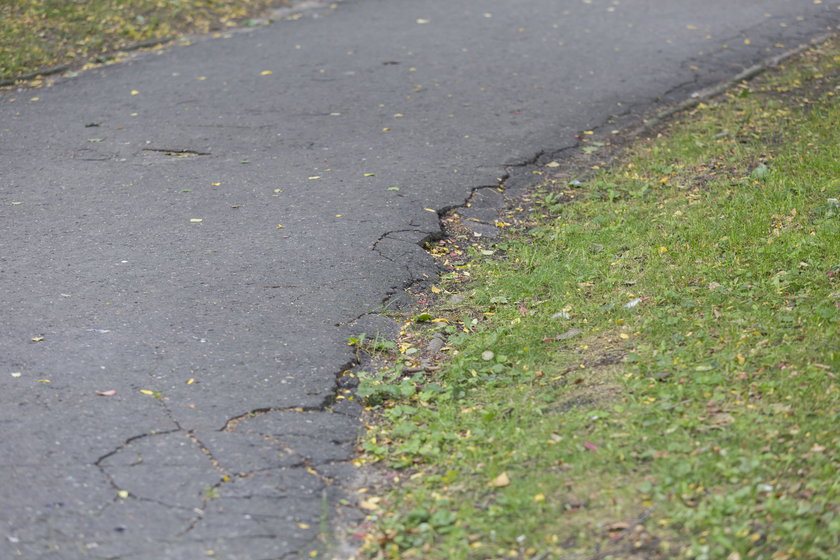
[1,0,837,558]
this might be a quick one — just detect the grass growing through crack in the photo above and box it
[354,41,840,560]
[0,0,289,81]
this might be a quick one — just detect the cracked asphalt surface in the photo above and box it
[1,0,838,558]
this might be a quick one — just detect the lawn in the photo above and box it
[351,38,840,560]
[0,0,289,81]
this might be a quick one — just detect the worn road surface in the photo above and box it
[1,0,837,558]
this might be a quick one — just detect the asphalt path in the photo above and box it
[1,0,837,558]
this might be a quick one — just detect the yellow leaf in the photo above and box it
[130,90,139,96]
[211,182,221,186]
[619,333,630,339]
[37,379,51,383]
[276,224,284,229]
[31,336,44,342]
[363,173,375,177]
[140,389,154,395]
[545,161,560,168]
[260,70,273,75]
[533,493,545,502]
[187,378,195,385]
[488,472,510,487]
[308,176,321,180]
[359,497,381,510]
[117,490,129,499]
[430,285,442,294]
[190,218,203,223]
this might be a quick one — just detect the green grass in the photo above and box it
[0,0,288,81]
[353,40,840,560]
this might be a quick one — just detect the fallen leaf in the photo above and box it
[190,218,203,223]
[359,497,381,510]
[260,70,273,75]
[488,472,510,487]
[117,490,129,499]
[95,390,117,396]
[130,90,139,96]
[31,336,44,342]
[186,378,195,385]
[607,521,629,532]
[139,389,155,395]
[297,523,310,529]
[583,441,599,451]
[416,19,430,24]
[545,161,561,168]
[11,372,22,378]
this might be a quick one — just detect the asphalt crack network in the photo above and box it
[89,352,362,555]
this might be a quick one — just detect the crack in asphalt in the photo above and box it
[140,148,211,157]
